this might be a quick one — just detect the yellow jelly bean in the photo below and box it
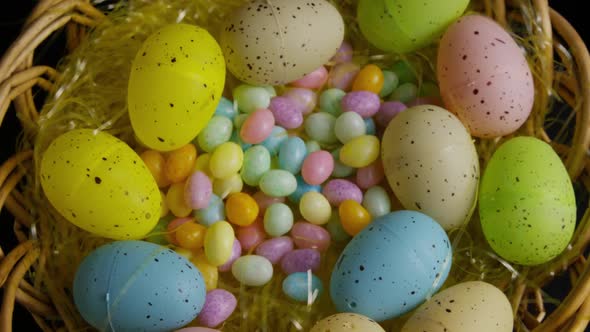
[204,221,235,266]
[165,143,197,183]
[176,222,207,250]
[209,142,244,179]
[191,251,219,291]
[166,182,192,217]
[194,153,213,177]
[339,199,372,236]
[226,192,259,227]
[340,135,380,168]
[213,173,243,199]
[140,150,170,188]
[159,190,169,218]
[352,64,385,94]
[299,191,332,225]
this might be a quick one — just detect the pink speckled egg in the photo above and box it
[437,15,534,138]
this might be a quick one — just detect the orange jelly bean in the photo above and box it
[175,222,207,250]
[166,182,192,217]
[339,199,372,236]
[165,143,197,183]
[352,64,384,94]
[140,150,169,188]
[226,192,259,226]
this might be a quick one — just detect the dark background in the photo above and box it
[0,1,587,331]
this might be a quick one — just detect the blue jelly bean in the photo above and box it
[261,126,288,156]
[288,175,321,204]
[214,97,237,119]
[283,272,323,302]
[364,117,376,135]
[279,137,307,174]
[193,194,225,227]
[230,130,252,150]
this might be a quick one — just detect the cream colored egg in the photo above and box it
[311,313,385,332]
[402,281,513,332]
[381,105,479,230]
[220,0,344,85]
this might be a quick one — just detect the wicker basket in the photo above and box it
[1,0,590,331]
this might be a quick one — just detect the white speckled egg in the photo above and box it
[381,105,479,230]
[437,15,534,138]
[402,281,513,332]
[311,313,385,332]
[220,0,344,85]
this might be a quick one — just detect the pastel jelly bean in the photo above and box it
[165,143,197,183]
[239,108,275,144]
[184,171,212,209]
[255,236,294,264]
[237,219,266,252]
[305,140,321,154]
[356,159,385,189]
[352,64,384,94]
[218,239,242,272]
[391,60,418,84]
[233,84,272,113]
[259,170,298,197]
[166,217,192,245]
[341,91,380,118]
[334,111,366,144]
[176,222,207,250]
[322,179,363,206]
[194,153,213,178]
[159,191,169,218]
[339,135,380,168]
[288,175,322,204]
[167,182,192,217]
[291,221,331,252]
[331,41,353,64]
[261,126,288,156]
[212,173,243,199]
[194,194,225,227]
[339,199,372,236]
[263,203,294,237]
[253,191,286,213]
[214,96,237,119]
[280,248,321,274]
[375,101,406,127]
[233,113,249,129]
[302,150,334,185]
[326,213,351,242]
[204,221,235,266]
[291,66,329,89]
[283,272,324,303]
[380,70,399,97]
[232,255,274,286]
[197,115,233,152]
[262,86,277,97]
[364,117,376,135]
[241,145,271,186]
[362,186,391,218]
[299,191,332,225]
[278,136,307,174]
[209,142,243,179]
[391,82,418,103]
[197,289,237,328]
[304,112,338,145]
[328,62,360,91]
[319,88,346,116]
[269,96,304,129]
[331,149,355,178]
[282,88,317,115]
[191,251,219,291]
[140,150,169,188]
[226,192,259,227]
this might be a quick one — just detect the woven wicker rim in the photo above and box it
[0,0,589,331]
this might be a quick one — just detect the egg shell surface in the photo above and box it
[310,313,385,332]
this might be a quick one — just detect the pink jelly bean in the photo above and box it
[218,239,242,272]
[280,248,321,274]
[252,191,285,214]
[356,159,385,190]
[237,219,266,252]
[341,91,381,118]
[407,96,444,108]
[301,150,334,185]
[328,62,360,91]
[375,101,407,127]
[291,221,331,252]
[197,289,237,328]
[331,41,353,64]
[184,171,212,209]
[255,236,294,264]
[322,179,363,206]
[290,66,329,89]
[240,108,275,144]
[269,96,304,129]
[166,217,193,245]
[283,88,317,115]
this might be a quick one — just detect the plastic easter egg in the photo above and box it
[204,221,235,266]
[479,137,576,265]
[278,137,307,174]
[193,194,225,227]
[402,281,513,332]
[241,145,271,187]
[231,255,274,286]
[128,24,225,151]
[382,105,479,230]
[197,289,237,328]
[340,135,380,168]
[214,97,236,119]
[263,203,294,237]
[220,0,344,85]
[300,191,332,225]
[330,211,452,321]
[259,170,298,197]
[255,236,294,264]
[438,15,534,138]
[233,84,272,113]
[335,111,366,144]
[213,173,243,199]
[209,142,244,179]
[311,313,385,332]
[283,272,324,302]
[73,241,205,331]
[197,116,233,152]
[40,129,160,240]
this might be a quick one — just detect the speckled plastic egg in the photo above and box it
[73,241,206,331]
[311,313,385,332]
[438,15,534,138]
[381,105,479,230]
[128,24,225,151]
[330,211,452,321]
[220,0,344,85]
[40,129,160,240]
[402,281,513,332]
[479,137,576,265]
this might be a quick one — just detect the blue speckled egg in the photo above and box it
[73,241,206,332]
[330,211,452,321]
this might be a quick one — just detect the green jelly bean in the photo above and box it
[391,82,418,103]
[362,186,391,218]
[241,145,271,187]
[197,115,233,152]
[259,170,297,197]
[380,70,399,97]
[305,112,338,146]
[305,140,321,154]
[263,203,294,237]
[326,212,350,242]
[335,111,366,144]
[319,88,346,116]
[233,84,272,113]
[391,60,418,84]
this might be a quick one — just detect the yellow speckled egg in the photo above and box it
[40,129,160,239]
[128,24,225,151]
[311,313,385,332]
[381,105,479,230]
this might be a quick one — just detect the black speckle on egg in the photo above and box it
[94,177,102,184]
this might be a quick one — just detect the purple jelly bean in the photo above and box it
[341,91,380,118]
[218,239,242,272]
[197,289,237,328]
[322,179,363,206]
[255,236,294,264]
[280,248,321,274]
[375,101,407,127]
[269,96,304,129]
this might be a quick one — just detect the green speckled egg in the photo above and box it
[479,137,576,265]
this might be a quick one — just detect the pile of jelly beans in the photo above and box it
[139,42,441,329]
